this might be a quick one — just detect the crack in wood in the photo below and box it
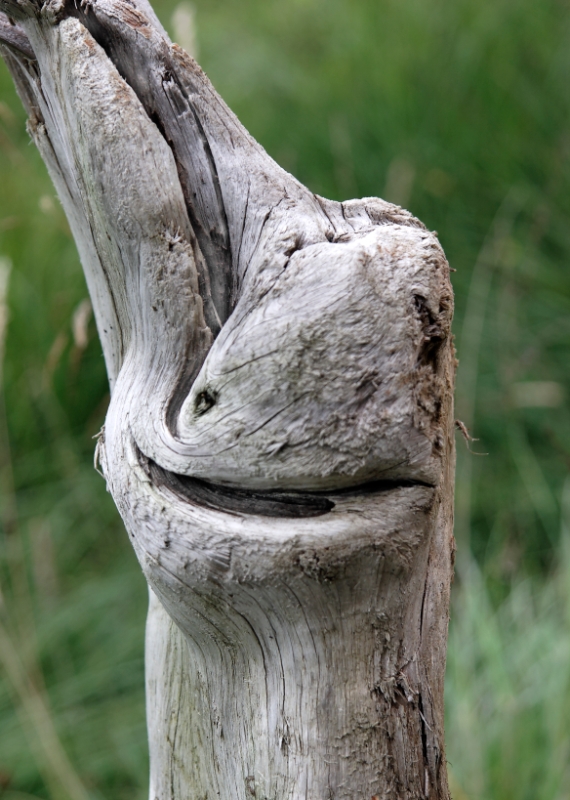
[139,445,434,518]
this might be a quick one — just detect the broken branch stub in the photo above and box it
[0,2,456,798]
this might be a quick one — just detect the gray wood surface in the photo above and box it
[0,4,456,797]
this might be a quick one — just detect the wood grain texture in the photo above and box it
[0,2,456,796]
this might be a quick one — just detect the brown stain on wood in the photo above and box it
[117,0,152,36]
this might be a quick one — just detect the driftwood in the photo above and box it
[0,3,455,797]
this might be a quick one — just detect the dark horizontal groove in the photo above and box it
[326,477,434,497]
[141,451,433,519]
[145,457,335,518]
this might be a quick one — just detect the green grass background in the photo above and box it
[1,0,570,796]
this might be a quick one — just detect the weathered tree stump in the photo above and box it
[0,3,455,797]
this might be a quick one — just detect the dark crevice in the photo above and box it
[194,388,217,415]
[73,7,234,330]
[164,328,212,433]
[0,13,35,60]
[418,574,432,796]
[419,574,429,639]
[234,180,251,299]
[413,294,446,369]
[418,692,431,797]
[284,240,302,259]
[160,72,233,321]
[144,456,335,518]
[146,103,223,339]
[138,446,433,519]
[314,195,338,239]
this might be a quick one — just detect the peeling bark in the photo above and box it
[0,4,455,797]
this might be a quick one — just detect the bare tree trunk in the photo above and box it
[0,3,455,797]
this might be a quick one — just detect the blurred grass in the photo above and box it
[0,0,569,796]
[446,478,570,800]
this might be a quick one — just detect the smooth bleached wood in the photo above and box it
[0,3,455,798]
